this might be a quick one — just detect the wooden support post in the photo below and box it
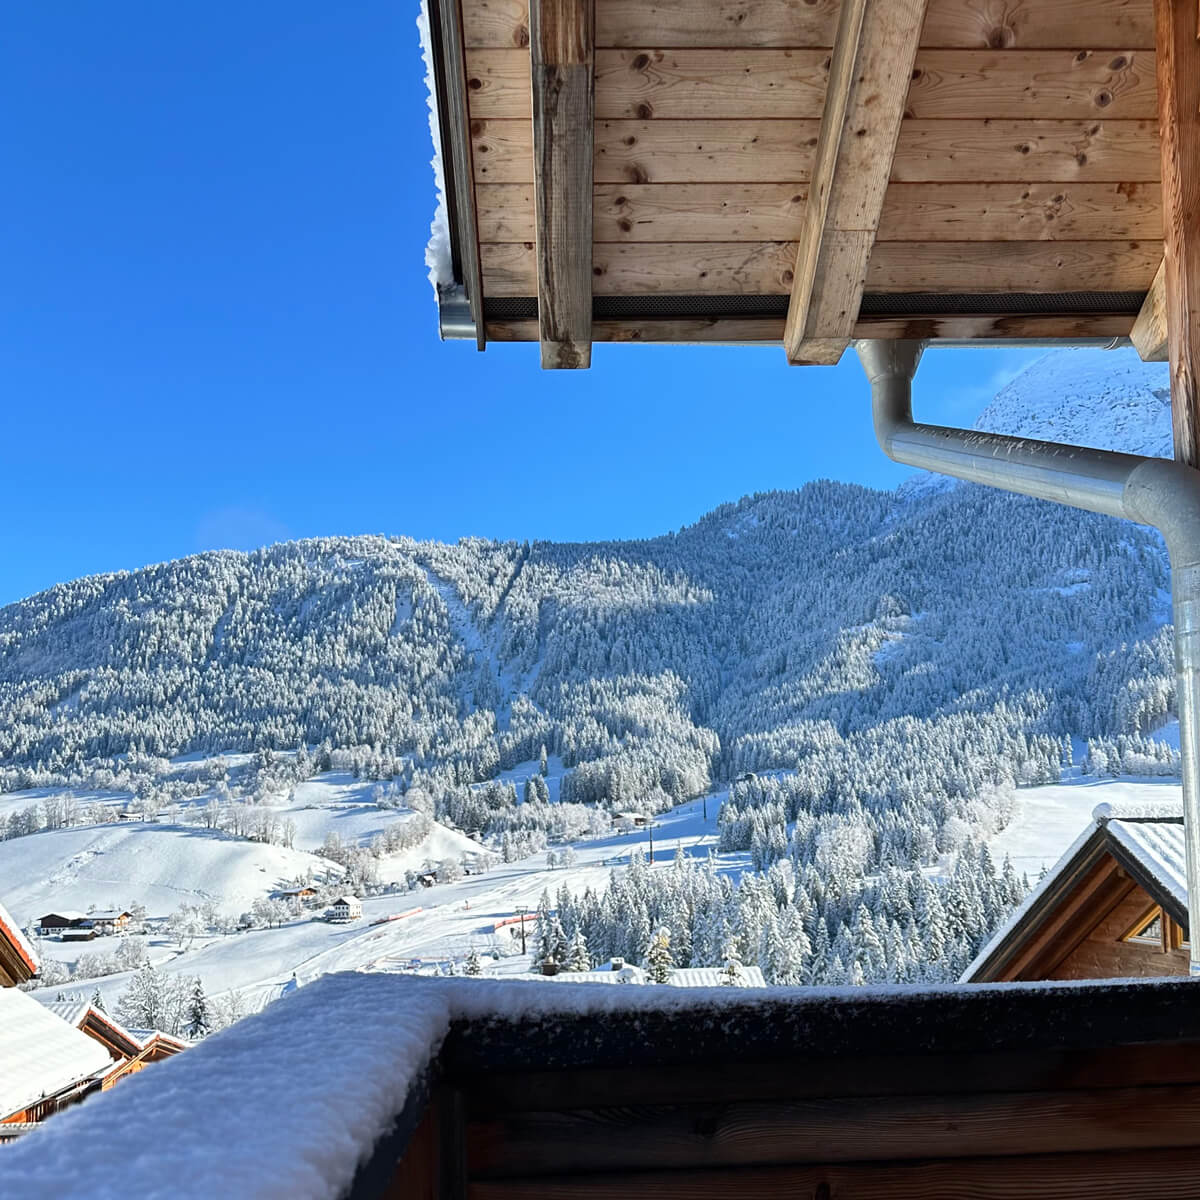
[1155,0,1200,464]
[1132,259,1169,361]
[530,0,594,369]
[783,0,928,366]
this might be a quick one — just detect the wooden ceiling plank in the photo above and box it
[474,180,1162,244]
[482,239,1161,296]
[472,118,1160,185]
[466,49,1157,122]
[462,0,1152,50]
[530,0,595,369]
[1154,0,1200,466]
[1132,258,1169,361]
[784,0,929,365]
[920,0,1155,50]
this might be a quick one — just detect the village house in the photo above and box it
[963,802,1190,983]
[276,886,319,903]
[36,911,90,935]
[88,909,132,935]
[328,896,363,923]
[0,900,115,1134]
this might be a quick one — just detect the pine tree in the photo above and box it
[90,989,106,1013]
[186,977,210,1039]
[646,926,674,983]
[464,947,482,976]
[566,928,591,972]
[539,745,549,776]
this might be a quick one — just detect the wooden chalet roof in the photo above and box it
[0,899,39,987]
[963,802,1187,982]
[426,0,1183,368]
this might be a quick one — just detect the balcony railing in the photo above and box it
[3,974,1200,1198]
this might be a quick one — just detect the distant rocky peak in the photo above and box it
[973,347,1171,459]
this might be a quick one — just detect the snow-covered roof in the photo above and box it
[1106,819,1187,914]
[88,910,130,920]
[0,989,113,1121]
[962,802,1186,982]
[504,965,769,988]
[334,896,360,906]
[42,1001,91,1028]
[0,898,39,980]
[670,966,768,988]
[39,910,87,921]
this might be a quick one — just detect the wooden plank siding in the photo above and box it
[456,0,1162,348]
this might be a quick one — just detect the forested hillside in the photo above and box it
[0,349,1177,986]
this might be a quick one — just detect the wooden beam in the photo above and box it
[529,0,594,368]
[784,0,929,365]
[437,0,488,350]
[467,1084,1200,1177]
[1155,0,1200,465]
[1132,258,1170,361]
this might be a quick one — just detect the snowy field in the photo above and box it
[987,774,1180,879]
[6,759,729,1012]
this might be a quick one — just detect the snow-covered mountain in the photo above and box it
[975,347,1171,457]
[0,349,1180,1006]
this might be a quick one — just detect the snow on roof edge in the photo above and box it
[418,0,453,299]
[1092,798,1183,824]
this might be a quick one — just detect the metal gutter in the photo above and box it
[857,338,1200,977]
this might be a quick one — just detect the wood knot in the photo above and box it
[636,103,653,118]
[1017,143,1031,154]
[468,77,482,90]
[627,165,649,183]
[470,120,484,137]
[514,25,529,48]
[1109,55,1127,70]
[987,25,1014,48]
[618,218,633,232]
[1075,50,1090,63]
[1076,152,1088,166]
[632,53,650,70]
[623,135,637,146]
[1094,90,1112,107]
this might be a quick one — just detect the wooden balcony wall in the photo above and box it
[365,978,1200,1200]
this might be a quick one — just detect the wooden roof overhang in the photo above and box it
[428,0,1197,385]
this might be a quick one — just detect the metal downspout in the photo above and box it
[856,339,1200,976]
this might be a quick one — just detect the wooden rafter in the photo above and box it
[530,0,594,369]
[783,0,929,366]
[1132,259,1169,362]
[1155,0,1200,465]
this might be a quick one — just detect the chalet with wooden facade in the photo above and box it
[0,988,112,1128]
[37,910,89,934]
[963,801,1191,982]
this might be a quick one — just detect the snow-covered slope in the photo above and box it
[0,824,341,920]
[973,347,1171,457]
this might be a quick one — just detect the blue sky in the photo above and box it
[1,4,1044,607]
